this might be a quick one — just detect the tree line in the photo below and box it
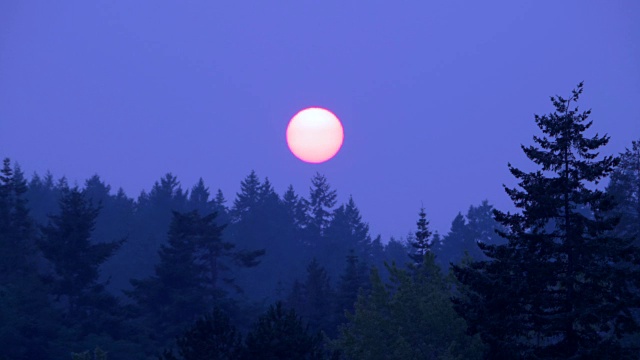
[1,83,638,359]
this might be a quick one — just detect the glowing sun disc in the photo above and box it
[286,107,344,163]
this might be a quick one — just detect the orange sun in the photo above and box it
[286,107,344,163]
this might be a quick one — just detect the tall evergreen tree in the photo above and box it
[434,212,468,268]
[83,175,134,293]
[0,159,34,280]
[323,196,372,279]
[0,159,59,360]
[283,184,309,234]
[128,210,263,345]
[290,258,335,336]
[307,172,337,238]
[131,173,188,284]
[453,83,640,358]
[25,171,67,225]
[465,200,505,248]
[334,250,370,326]
[231,170,261,222]
[38,187,123,317]
[187,178,213,215]
[408,207,432,265]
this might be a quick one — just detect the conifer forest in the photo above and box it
[1,84,639,359]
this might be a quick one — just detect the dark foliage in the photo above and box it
[244,302,324,360]
[160,308,243,360]
[453,83,640,358]
[127,210,263,346]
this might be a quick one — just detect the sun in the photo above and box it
[286,107,344,163]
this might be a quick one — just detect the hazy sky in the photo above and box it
[1,1,639,240]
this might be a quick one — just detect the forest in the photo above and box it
[1,84,639,359]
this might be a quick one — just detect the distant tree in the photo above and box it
[0,159,34,280]
[160,308,244,360]
[606,139,640,347]
[465,200,505,248]
[324,196,372,279]
[453,83,640,357]
[231,170,261,223]
[132,173,188,283]
[334,250,369,326]
[0,159,59,360]
[127,210,263,344]
[212,188,230,225]
[38,187,123,318]
[83,175,135,293]
[408,207,432,265]
[607,139,640,246]
[382,236,410,269]
[289,258,335,336]
[187,178,214,215]
[229,172,307,302]
[244,302,323,360]
[307,172,337,238]
[334,255,484,359]
[434,212,467,268]
[368,235,385,271]
[432,202,504,270]
[283,184,309,234]
[25,171,67,225]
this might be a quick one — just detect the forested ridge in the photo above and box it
[1,85,639,359]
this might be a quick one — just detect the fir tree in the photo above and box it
[408,207,432,265]
[295,258,335,336]
[435,212,468,268]
[128,210,263,344]
[231,170,261,222]
[307,172,337,237]
[187,178,213,215]
[334,250,369,326]
[453,83,640,358]
[38,187,123,317]
[0,159,59,360]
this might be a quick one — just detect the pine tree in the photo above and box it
[307,172,337,237]
[465,200,505,248]
[25,170,66,225]
[128,210,263,344]
[334,250,369,326]
[132,173,188,283]
[453,83,640,358]
[408,207,432,265]
[0,159,59,360]
[231,170,261,222]
[283,184,309,233]
[298,258,335,336]
[38,187,123,317]
[0,159,34,279]
[434,212,468,268]
[187,178,213,215]
[324,196,372,280]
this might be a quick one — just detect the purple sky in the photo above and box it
[1,1,639,240]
